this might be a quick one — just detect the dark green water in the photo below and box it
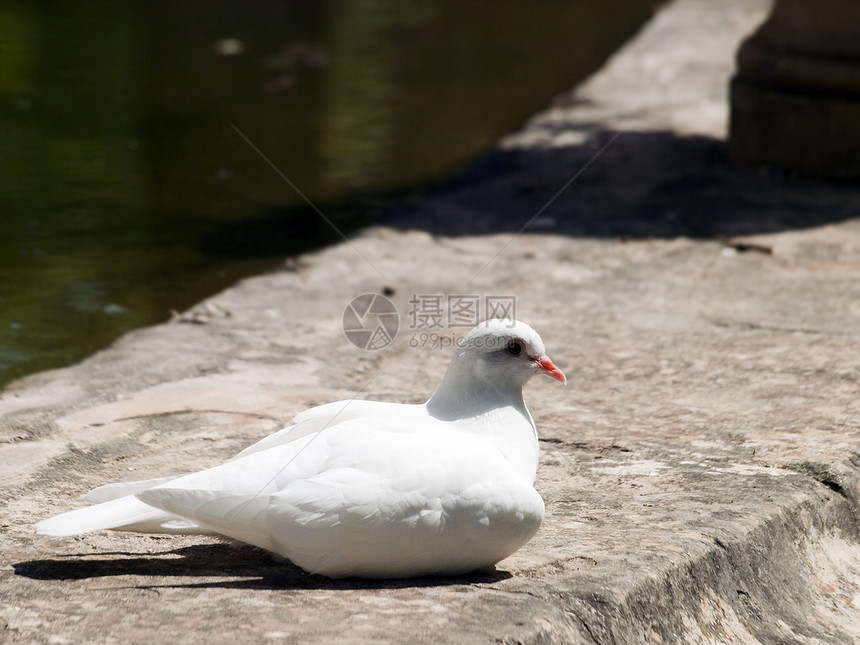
[0,0,657,388]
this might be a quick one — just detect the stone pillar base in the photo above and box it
[728,0,860,179]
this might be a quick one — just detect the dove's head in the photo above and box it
[427,319,565,421]
[457,319,566,388]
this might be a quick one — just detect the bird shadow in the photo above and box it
[13,543,512,590]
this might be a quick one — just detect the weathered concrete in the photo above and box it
[6,0,860,642]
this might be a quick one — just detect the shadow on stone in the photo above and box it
[12,543,512,590]
[384,130,860,240]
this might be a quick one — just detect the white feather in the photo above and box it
[35,319,564,578]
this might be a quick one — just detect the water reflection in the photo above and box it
[0,0,657,387]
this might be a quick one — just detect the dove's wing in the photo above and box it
[81,400,404,503]
[36,319,560,579]
[229,399,420,461]
[37,399,421,537]
[137,418,544,578]
[135,431,329,550]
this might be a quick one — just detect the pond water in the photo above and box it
[0,0,657,387]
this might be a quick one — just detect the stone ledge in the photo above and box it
[7,0,860,642]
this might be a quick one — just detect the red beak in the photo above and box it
[533,355,567,384]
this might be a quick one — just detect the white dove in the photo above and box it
[35,319,566,579]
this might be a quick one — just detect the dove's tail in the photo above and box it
[34,494,209,537]
[83,474,185,504]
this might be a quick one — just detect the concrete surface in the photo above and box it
[6,0,860,642]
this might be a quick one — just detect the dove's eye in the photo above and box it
[505,339,525,356]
